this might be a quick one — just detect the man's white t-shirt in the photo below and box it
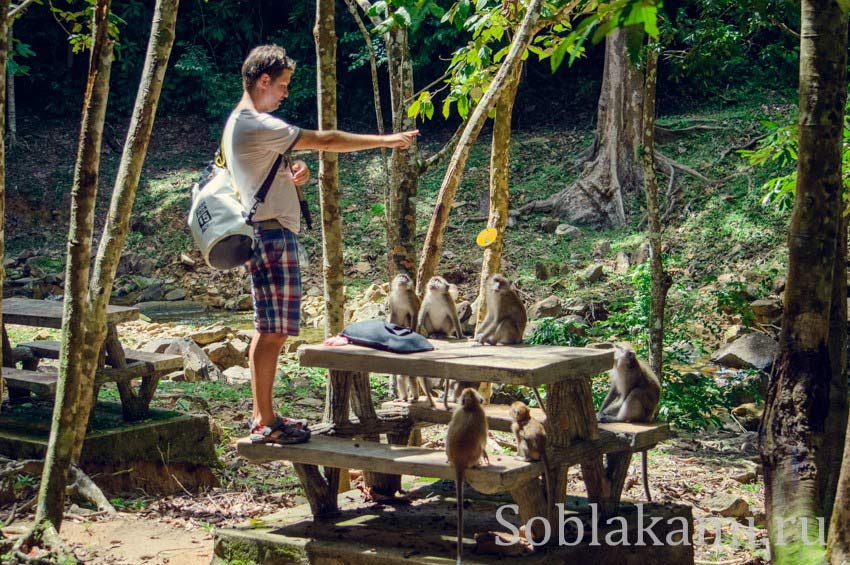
[222,108,302,234]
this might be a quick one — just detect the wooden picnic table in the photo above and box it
[1,297,182,420]
[238,340,669,537]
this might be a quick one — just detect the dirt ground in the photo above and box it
[1,424,766,564]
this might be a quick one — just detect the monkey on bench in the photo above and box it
[598,343,661,501]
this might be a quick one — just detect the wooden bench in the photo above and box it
[381,398,670,452]
[4,367,58,396]
[18,340,183,376]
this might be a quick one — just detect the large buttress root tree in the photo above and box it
[520,27,644,226]
[16,0,180,555]
[760,0,848,561]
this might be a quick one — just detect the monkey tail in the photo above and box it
[642,450,652,502]
[456,468,465,564]
[541,450,554,525]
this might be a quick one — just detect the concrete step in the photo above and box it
[237,434,542,494]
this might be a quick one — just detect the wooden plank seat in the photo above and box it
[381,398,670,452]
[237,434,544,495]
[4,367,58,395]
[18,341,183,376]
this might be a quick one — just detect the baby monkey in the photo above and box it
[597,343,661,501]
[510,401,553,525]
[447,388,489,564]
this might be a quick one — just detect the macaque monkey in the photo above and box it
[510,401,553,524]
[419,276,464,409]
[387,274,436,406]
[418,276,464,339]
[446,388,489,564]
[597,343,661,501]
[475,274,526,346]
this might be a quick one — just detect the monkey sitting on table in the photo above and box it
[447,388,489,564]
[418,275,464,409]
[387,273,437,406]
[597,343,661,501]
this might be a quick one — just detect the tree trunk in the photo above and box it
[641,47,669,377]
[475,61,522,328]
[315,0,342,336]
[415,0,544,295]
[761,1,848,561]
[0,0,10,413]
[6,24,15,146]
[386,23,419,279]
[519,28,644,227]
[36,0,113,530]
[76,0,180,441]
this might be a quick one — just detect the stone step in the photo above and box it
[381,399,670,451]
[237,434,542,495]
[4,367,58,395]
[19,341,183,373]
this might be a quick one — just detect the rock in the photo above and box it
[135,300,207,319]
[582,264,604,284]
[732,471,757,484]
[34,330,51,341]
[165,288,187,301]
[236,329,257,342]
[204,341,247,370]
[541,218,560,233]
[189,325,231,346]
[724,325,747,343]
[299,397,324,408]
[528,295,563,319]
[136,283,164,303]
[354,261,372,274]
[703,492,751,518]
[361,283,389,304]
[615,252,630,274]
[772,276,786,294]
[232,339,250,357]
[750,298,782,325]
[559,315,588,337]
[164,338,222,382]
[461,298,480,336]
[225,294,253,311]
[711,332,777,371]
[117,253,156,276]
[306,286,323,297]
[456,300,472,324]
[555,224,581,239]
[633,241,650,265]
[349,302,386,324]
[717,371,767,405]
[592,240,611,257]
[25,256,49,278]
[140,338,175,354]
[732,403,764,431]
[222,366,252,385]
[565,301,590,317]
[284,339,308,354]
[179,253,196,269]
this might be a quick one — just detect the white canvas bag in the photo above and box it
[187,147,283,271]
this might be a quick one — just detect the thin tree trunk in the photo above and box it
[76,0,180,438]
[641,47,668,377]
[386,23,419,278]
[475,61,522,328]
[315,0,342,336]
[416,0,543,295]
[0,0,11,412]
[761,0,848,561]
[519,28,644,227]
[6,24,14,146]
[36,0,113,530]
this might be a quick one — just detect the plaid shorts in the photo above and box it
[248,223,301,335]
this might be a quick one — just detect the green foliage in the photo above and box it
[527,317,589,347]
[710,282,756,328]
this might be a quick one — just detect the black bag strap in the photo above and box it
[217,133,285,224]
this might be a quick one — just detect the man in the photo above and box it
[224,45,418,445]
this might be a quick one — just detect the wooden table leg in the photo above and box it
[350,371,405,496]
[293,369,354,517]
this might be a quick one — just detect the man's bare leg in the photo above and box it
[250,331,288,427]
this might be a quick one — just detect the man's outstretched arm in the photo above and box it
[294,129,419,153]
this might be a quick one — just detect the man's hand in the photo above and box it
[291,159,310,186]
[385,130,420,149]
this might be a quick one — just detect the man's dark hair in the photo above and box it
[242,45,296,90]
